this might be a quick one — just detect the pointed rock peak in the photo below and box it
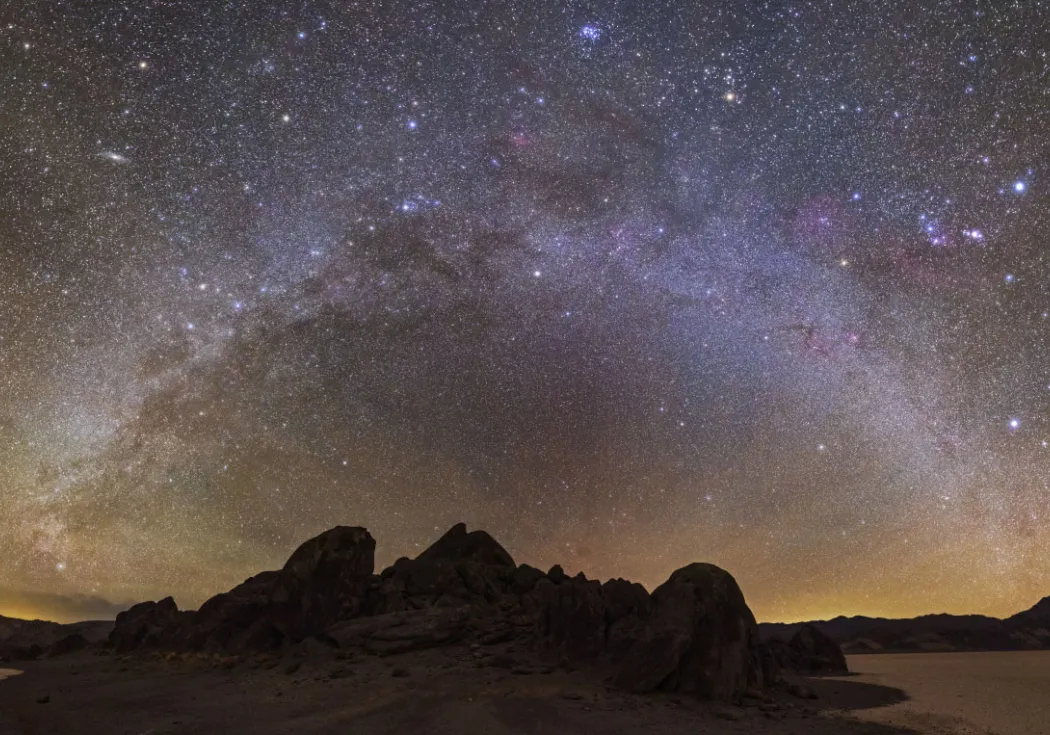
[416,523,515,568]
[547,564,568,583]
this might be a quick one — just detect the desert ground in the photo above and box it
[6,649,1049,734]
[840,651,1050,735]
[0,644,919,735]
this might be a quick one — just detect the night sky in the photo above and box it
[3,0,1050,625]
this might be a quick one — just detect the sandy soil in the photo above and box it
[831,652,1050,735]
[0,645,921,735]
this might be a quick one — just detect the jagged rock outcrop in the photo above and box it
[613,563,765,701]
[532,573,652,661]
[534,575,609,659]
[105,523,778,701]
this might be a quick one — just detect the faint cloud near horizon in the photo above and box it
[0,588,128,623]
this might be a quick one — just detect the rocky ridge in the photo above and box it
[8,524,851,703]
[104,522,780,700]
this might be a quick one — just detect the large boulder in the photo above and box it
[612,563,764,701]
[190,526,376,650]
[764,624,849,674]
[281,525,376,631]
[789,624,848,674]
[108,597,187,653]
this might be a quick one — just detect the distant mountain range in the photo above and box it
[759,596,1050,654]
[0,614,112,660]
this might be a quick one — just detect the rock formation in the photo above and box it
[613,563,765,699]
[108,597,187,653]
[104,523,777,701]
[764,624,848,675]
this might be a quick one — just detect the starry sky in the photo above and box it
[3,0,1050,625]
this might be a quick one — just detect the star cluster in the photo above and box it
[2,0,1050,623]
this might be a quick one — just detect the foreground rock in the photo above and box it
[109,597,188,653]
[105,523,779,701]
[613,563,765,699]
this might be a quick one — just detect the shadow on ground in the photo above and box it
[805,675,911,712]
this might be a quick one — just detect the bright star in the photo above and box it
[1014,181,1027,193]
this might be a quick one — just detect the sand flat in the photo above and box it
[0,649,919,735]
[837,651,1050,735]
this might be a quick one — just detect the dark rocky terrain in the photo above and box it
[2,523,849,695]
[98,522,806,700]
[4,524,948,735]
[759,597,1050,654]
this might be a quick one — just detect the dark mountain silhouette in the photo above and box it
[759,598,1050,653]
